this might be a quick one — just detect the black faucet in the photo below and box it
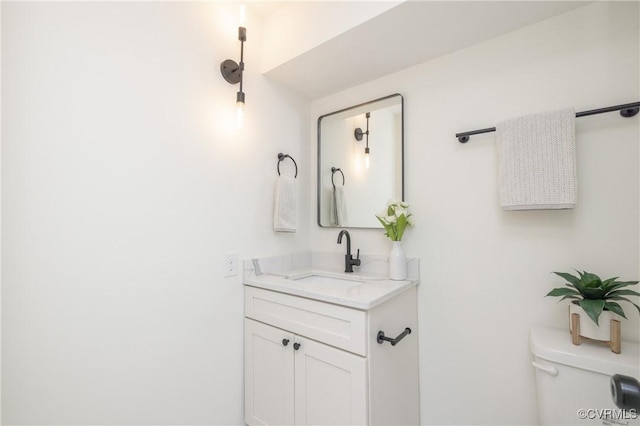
[337,230,361,273]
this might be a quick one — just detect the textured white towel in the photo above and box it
[329,186,348,226]
[497,108,577,210]
[273,176,296,232]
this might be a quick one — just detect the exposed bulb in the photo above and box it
[236,101,244,130]
[239,4,247,27]
[236,91,245,130]
[364,147,370,170]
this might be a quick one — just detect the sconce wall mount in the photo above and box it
[220,59,242,84]
[354,112,371,168]
[221,25,247,128]
[354,112,370,141]
[220,27,246,85]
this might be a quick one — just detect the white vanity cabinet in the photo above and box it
[244,284,419,426]
[245,318,368,425]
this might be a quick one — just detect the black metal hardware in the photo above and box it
[354,112,371,140]
[456,101,640,143]
[377,327,412,346]
[277,153,298,178]
[282,339,289,347]
[293,342,301,351]
[331,167,345,188]
[337,230,361,273]
[355,112,371,162]
[220,60,242,84]
[220,26,247,109]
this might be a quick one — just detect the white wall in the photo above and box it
[2,2,309,424]
[310,2,639,425]
[0,0,3,422]
[260,1,402,73]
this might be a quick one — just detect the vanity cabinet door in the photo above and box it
[294,336,367,426]
[245,319,295,426]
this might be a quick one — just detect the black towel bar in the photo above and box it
[377,327,412,346]
[456,101,640,143]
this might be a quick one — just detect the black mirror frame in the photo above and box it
[316,93,404,228]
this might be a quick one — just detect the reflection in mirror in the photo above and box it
[317,94,403,228]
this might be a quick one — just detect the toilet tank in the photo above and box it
[530,325,639,426]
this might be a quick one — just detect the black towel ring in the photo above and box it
[277,153,298,178]
[331,167,345,189]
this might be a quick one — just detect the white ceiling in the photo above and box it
[262,1,591,100]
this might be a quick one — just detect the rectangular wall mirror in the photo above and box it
[317,94,404,228]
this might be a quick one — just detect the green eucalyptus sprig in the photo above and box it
[375,200,413,241]
[546,270,640,325]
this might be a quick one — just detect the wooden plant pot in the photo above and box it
[569,303,621,354]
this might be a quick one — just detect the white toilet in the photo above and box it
[530,325,640,425]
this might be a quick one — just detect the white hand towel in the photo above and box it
[329,186,348,226]
[497,108,577,210]
[273,176,296,232]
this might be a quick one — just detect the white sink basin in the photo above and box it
[291,274,365,288]
[245,268,417,310]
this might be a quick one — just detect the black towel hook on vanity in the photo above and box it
[277,153,298,178]
[331,167,345,189]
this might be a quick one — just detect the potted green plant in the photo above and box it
[547,271,639,342]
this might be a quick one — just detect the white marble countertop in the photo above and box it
[243,251,420,310]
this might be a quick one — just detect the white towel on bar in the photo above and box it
[497,108,577,210]
[329,186,348,226]
[273,176,296,232]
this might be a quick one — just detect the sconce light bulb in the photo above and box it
[239,4,247,26]
[364,147,370,170]
[236,101,244,130]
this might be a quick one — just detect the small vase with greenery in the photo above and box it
[376,200,413,280]
[375,200,413,241]
[546,270,640,325]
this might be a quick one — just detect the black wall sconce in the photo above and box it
[354,112,371,169]
[220,22,247,128]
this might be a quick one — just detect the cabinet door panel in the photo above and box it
[245,319,294,426]
[294,337,367,425]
